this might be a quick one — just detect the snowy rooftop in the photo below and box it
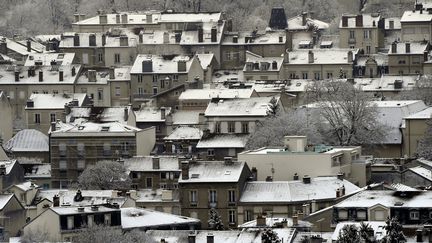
[0,160,17,175]
[135,106,172,122]
[59,32,105,48]
[238,217,312,228]
[204,97,276,117]
[196,53,215,70]
[24,53,75,66]
[0,194,14,210]
[124,156,180,172]
[404,107,432,119]
[408,166,432,182]
[50,205,119,215]
[130,54,193,74]
[50,121,141,136]
[178,161,246,183]
[179,88,254,100]
[0,37,43,55]
[4,129,49,152]
[121,207,199,229]
[240,177,359,203]
[243,52,284,72]
[0,64,81,84]
[287,49,358,65]
[172,111,201,125]
[164,126,203,141]
[26,93,87,109]
[354,75,417,92]
[212,69,245,83]
[388,42,428,54]
[134,189,179,203]
[36,189,126,207]
[332,222,387,241]
[356,54,388,66]
[287,15,329,30]
[66,106,131,124]
[180,22,224,45]
[401,10,432,23]
[196,134,249,149]
[13,181,38,192]
[222,30,286,45]
[24,164,51,179]
[335,190,432,208]
[339,14,381,28]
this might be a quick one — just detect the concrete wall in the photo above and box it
[136,127,156,156]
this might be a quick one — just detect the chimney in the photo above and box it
[71,66,76,76]
[356,14,363,27]
[119,35,129,46]
[124,107,129,121]
[372,20,376,27]
[73,33,80,46]
[284,50,289,63]
[337,172,344,180]
[175,33,182,43]
[198,27,204,43]
[102,34,106,46]
[146,13,152,23]
[272,61,278,70]
[256,214,266,226]
[0,41,7,55]
[424,51,429,62]
[389,20,394,29]
[292,215,298,225]
[266,176,273,182]
[59,70,64,82]
[211,26,217,42]
[89,34,96,46]
[181,161,189,180]
[302,12,307,26]
[26,39,31,52]
[109,67,115,79]
[417,229,423,242]
[152,157,160,170]
[121,14,128,24]
[347,51,353,63]
[139,32,143,44]
[251,167,258,181]
[308,50,314,63]
[336,188,341,198]
[88,70,97,82]
[302,175,311,184]
[160,107,166,120]
[293,173,299,180]
[406,42,411,53]
[14,70,19,82]
[26,99,34,108]
[311,199,317,213]
[142,60,153,72]
[53,195,60,207]
[163,32,169,44]
[416,3,423,11]
[341,185,346,196]
[303,203,310,216]
[178,60,187,72]
[99,14,108,24]
[39,70,43,82]
[188,232,196,243]
[116,14,120,24]
[391,42,397,53]
[224,157,233,165]
[207,233,214,243]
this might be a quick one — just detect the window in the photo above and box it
[67,216,74,230]
[131,172,139,179]
[302,72,308,79]
[357,210,366,220]
[114,53,121,63]
[104,214,111,225]
[410,210,420,220]
[173,74,178,81]
[398,58,406,64]
[363,30,371,39]
[82,53,89,64]
[366,46,371,54]
[103,143,111,156]
[338,210,348,219]
[138,87,144,94]
[412,57,421,64]
[98,53,103,62]
[160,79,165,88]
[59,143,67,156]
[34,114,41,124]
[228,210,236,224]
[33,91,39,94]
[53,90,58,95]
[245,210,253,222]
[225,52,232,60]
[138,75,143,83]
[59,160,67,170]
[146,177,153,188]
[19,91,25,99]
[228,122,235,133]
[153,87,158,95]
[88,215,94,227]
[228,190,236,203]
[153,75,158,83]
[349,30,355,39]
[97,89,103,100]
[207,149,215,156]
[43,90,48,94]
[241,122,249,133]
[209,190,217,205]
[115,87,121,96]
[77,160,85,170]
[327,72,333,79]
[190,190,197,205]
[215,122,221,134]
[314,72,320,80]
[77,143,85,157]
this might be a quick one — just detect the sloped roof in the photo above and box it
[204,97,276,117]
[26,93,87,109]
[179,89,253,100]
[0,194,14,210]
[172,111,201,125]
[130,54,193,74]
[196,134,249,148]
[164,126,203,141]
[124,156,179,172]
[121,207,199,229]
[4,129,49,152]
[178,161,246,183]
[287,15,329,30]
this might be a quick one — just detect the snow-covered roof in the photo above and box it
[238,217,312,228]
[385,183,420,192]
[212,69,245,83]
[4,129,49,152]
[243,52,284,72]
[24,53,75,66]
[172,111,201,125]
[332,222,387,241]
[0,37,43,55]
[335,190,432,208]
[401,10,432,23]
[134,189,179,203]
[196,53,215,70]
[354,75,417,92]
[50,205,118,215]
[240,177,359,203]
[179,89,254,100]
[178,161,246,183]
[110,66,131,81]
[408,166,432,182]
[36,189,126,207]
[50,121,141,136]
[135,106,172,122]
[13,181,38,192]
[388,42,429,55]
[0,194,14,210]
[356,54,388,66]
[0,160,17,175]
[287,15,329,30]
[164,126,203,141]
[66,106,131,124]
[339,14,381,28]
[124,156,179,172]
[204,97,276,117]
[59,32,106,48]
[26,93,87,109]
[121,207,199,229]
[222,30,286,45]
[25,164,51,179]
[404,107,432,119]
[287,49,358,65]
[130,54,194,74]
[196,134,249,149]
[180,22,224,45]
[0,64,81,84]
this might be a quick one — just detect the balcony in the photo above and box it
[209,202,217,208]
[228,202,237,207]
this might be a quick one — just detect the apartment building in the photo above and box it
[403,107,432,157]
[0,91,13,141]
[0,37,45,64]
[387,41,430,75]
[0,194,26,240]
[339,14,385,54]
[49,121,155,188]
[59,32,106,67]
[178,159,251,229]
[400,3,432,42]
[243,51,284,81]
[75,69,112,106]
[107,66,131,106]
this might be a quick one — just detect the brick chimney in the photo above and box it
[211,26,217,42]
[124,107,129,121]
[302,12,307,26]
[198,27,204,43]
[26,39,31,52]
[256,214,266,226]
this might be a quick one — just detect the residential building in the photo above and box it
[75,69,112,107]
[108,66,131,106]
[58,32,106,67]
[237,176,360,224]
[387,41,430,75]
[238,136,366,186]
[195,54,218,83]
[354,54,388,78]
[243,51,284,81]
[164,126,203,155]
[104,33,138,67]
[403,107,432,157]
[65,106,136,127]
[400,3,432,42]
[7,181,38,206]
[0,91,13,141]
[0,160,25,192]
[178,159,251,229]
[0,194,26,240]
[339,14,385,54]
[25,93,90,134]
[49,121,156,188]
[0,37,45,64]
[131,189,181,215]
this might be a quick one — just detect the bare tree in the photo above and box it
[416,118,432,160]
[396,75,432,106]
[20,228,50,243]
[77,160,131,190]
[306,81,387,146]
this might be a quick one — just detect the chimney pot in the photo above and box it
[302,175,311,184]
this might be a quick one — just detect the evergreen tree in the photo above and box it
[337,224,360,243]
[208,208,224,230]
[359,222,375,243]
[382,217,406,243]
[261,228,281,243]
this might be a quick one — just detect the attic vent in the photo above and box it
[394,202,404,206]
[78,126,85,130]
[191,174,200,178]
[101,126,110,132]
